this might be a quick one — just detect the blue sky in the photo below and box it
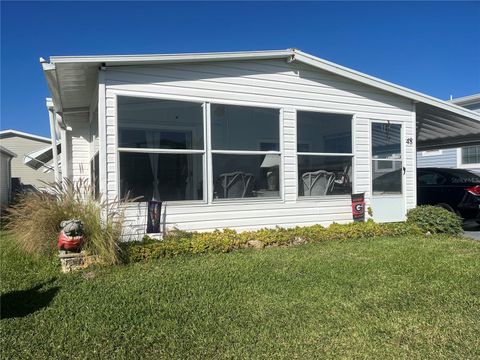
[1,1,479,137]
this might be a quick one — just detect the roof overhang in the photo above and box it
[48,49,294,66]
[23,143,61,171]
[0,129,51,143]
[41,49,480,150]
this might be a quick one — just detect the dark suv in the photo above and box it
[417,167,480,223]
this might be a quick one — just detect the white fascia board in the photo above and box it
[41,61,63,113]
[292,50,480,121]
[0,129,51,143]
[48,49,294,65]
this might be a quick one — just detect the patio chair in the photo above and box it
[302,170,335,196]
[333,162,352,191]
[214,171,255,198]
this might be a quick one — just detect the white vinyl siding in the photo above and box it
[417,148,457,168]
[63,113,91,182]
[100,59,414,237]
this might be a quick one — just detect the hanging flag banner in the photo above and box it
[351,193,365,222]
[147,200,162,233]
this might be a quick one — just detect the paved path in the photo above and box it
[464,231,480,241]
[463,220,480,241]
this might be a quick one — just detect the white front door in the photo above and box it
[370,122,405,222]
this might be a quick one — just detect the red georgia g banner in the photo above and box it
[351,193,365,222]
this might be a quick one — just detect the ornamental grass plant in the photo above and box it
[6,179,127,265]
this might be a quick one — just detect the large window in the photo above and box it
[211,104,281,199]
[118,96,204,201]
[117,98,282,202]
[461,145,480,165]
[297,111,353,196]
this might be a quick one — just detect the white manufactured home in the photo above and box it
[40,49,480,239]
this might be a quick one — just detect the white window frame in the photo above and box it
[295,109,355,199]
[114,92,284,205]
[370,120,405,196]
[208,103,283,203]
[457,146,480,169]
[116,95,208,205]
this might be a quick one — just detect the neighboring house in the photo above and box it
[417,93,480,174]
[0,146,16,210]
[0,130,55,190]
[41,49,480,238]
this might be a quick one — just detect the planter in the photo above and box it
[58,251,98,273]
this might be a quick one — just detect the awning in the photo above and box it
[416,103,480,151]
[24,143,61,171]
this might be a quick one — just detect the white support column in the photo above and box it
[49,110,61,183]
[58,114,69,181]
[205,102,212,204]
[98,68,108,199]
[282,106,297,203]
[411,102,417,208]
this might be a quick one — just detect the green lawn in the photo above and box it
[1,233,479,359]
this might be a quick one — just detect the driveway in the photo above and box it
[463,220,480,241]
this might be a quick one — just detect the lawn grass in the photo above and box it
[1,232,479,359]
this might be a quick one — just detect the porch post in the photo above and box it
[58,114,69,182]
[412,102,417,208]
[48,108,61,183]
[98,68,108,199]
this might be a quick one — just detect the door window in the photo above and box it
[372,123,402,195]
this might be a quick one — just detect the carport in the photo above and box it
[415,100,480,235]
[415,102,480,151]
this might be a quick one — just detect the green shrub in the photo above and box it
[6,179,128,265]
[163,228,194,241]
[123,220,424,263]
[406,205,463,235]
